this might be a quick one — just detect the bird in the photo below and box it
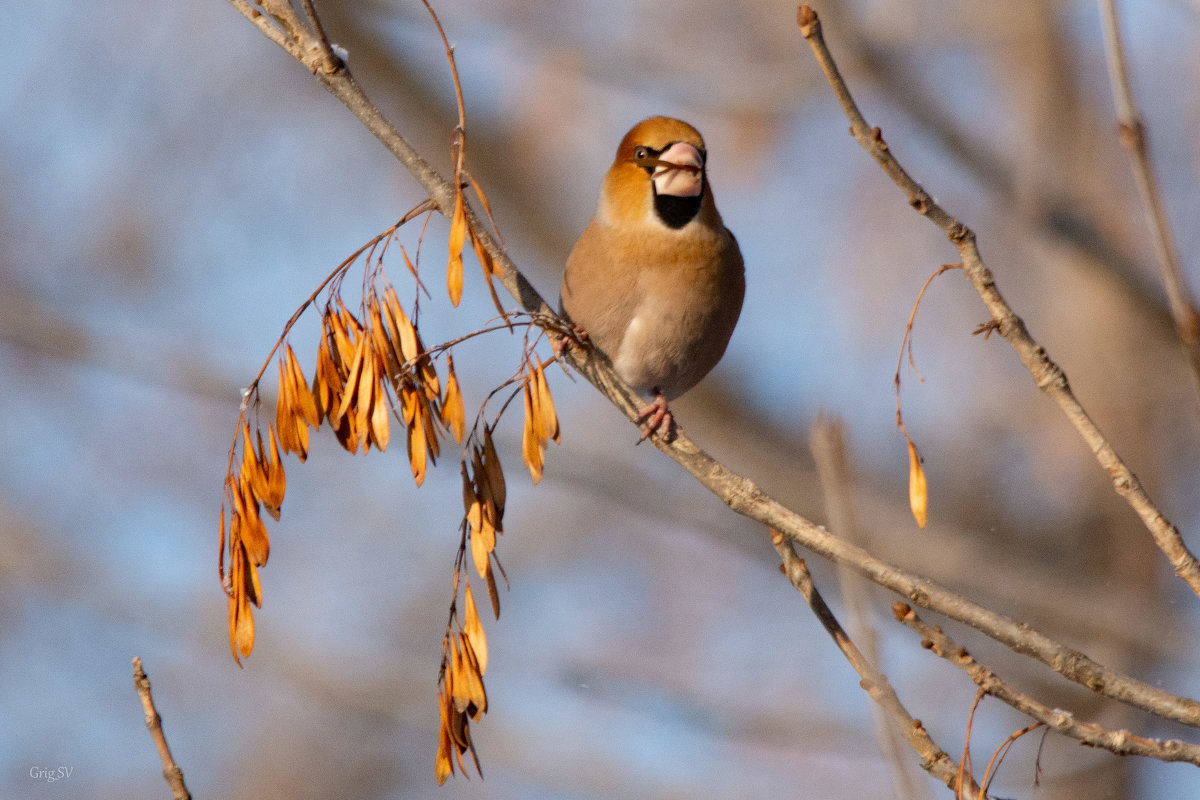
[560,116,745,442]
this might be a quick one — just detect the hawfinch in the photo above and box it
[560,116,745,441]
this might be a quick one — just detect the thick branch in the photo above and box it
[660,435,1200,728]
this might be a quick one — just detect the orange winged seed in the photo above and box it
[245,554,262,607]
[287,343,321,429]
[463,584,488,674]
[421,395,441,460]
[334,334,368,425]
[408,412,428,486]
[368,372,390,451]
[527,370,545,444]
[275,358,298,455]
[441,356,465,443]
[482,427,505,513]
[457,632,487,717]
[435,697,453,785]
[470,518,490,580]
[535,360,560,443]
[261,425,285,519]
[521,381,543,484]
[484,561,500,619]
[447,189,466,307]
[448,635,471,711]
[238,480,271,567]
[907,438,928,529]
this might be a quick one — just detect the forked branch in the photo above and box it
[770,529,974,794]
[894,603,1200,763]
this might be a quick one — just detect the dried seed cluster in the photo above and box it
[436,582,490,784]
[435,354,560,783]
[521,359,560,485]
[220,276,466,665]
[221,163,562,783]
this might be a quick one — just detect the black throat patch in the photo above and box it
[653,193,702,230]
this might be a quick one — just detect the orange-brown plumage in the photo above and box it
[560,116,745,440]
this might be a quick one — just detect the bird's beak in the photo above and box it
[648,142,703,198]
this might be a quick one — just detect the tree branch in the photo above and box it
[676,440,1200,727]
[770,529,973,794]
[826,3,1176,342]
[133,657,191,800]
[796,3,1200,598]
[893,603,1200,765]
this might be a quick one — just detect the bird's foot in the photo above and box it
[553,322,589,357]
[635,391,673,444]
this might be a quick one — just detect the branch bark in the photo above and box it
[133,658,191,800]
[893,603,1200,765]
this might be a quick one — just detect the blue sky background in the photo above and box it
[3,1,1200,798]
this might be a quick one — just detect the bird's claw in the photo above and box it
[635,392,673,444]
[553,322,589,357]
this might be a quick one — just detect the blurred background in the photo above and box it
[3,0,1200,797]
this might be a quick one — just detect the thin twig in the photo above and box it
[893,263,960,527]
[811,418,926,800]
[977,722,1045,800]
[226,0,289,51]
[1098,0,1200,407]
[769,529,975,795]
[248,203,434,394]
[223,2,550,318]
[894,263,960,438]
[796,4,1200,598]
[298,0,337,68]
[420,0,467,134]
[956,690,984,800]
[892,603,1200,764]
[958,690,1046,800]
[132,658,192,800]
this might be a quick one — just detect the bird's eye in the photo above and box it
[634,146,649,160]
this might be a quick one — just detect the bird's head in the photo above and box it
[600,116,714,230]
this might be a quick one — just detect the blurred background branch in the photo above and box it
[1098,0,1200,406]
